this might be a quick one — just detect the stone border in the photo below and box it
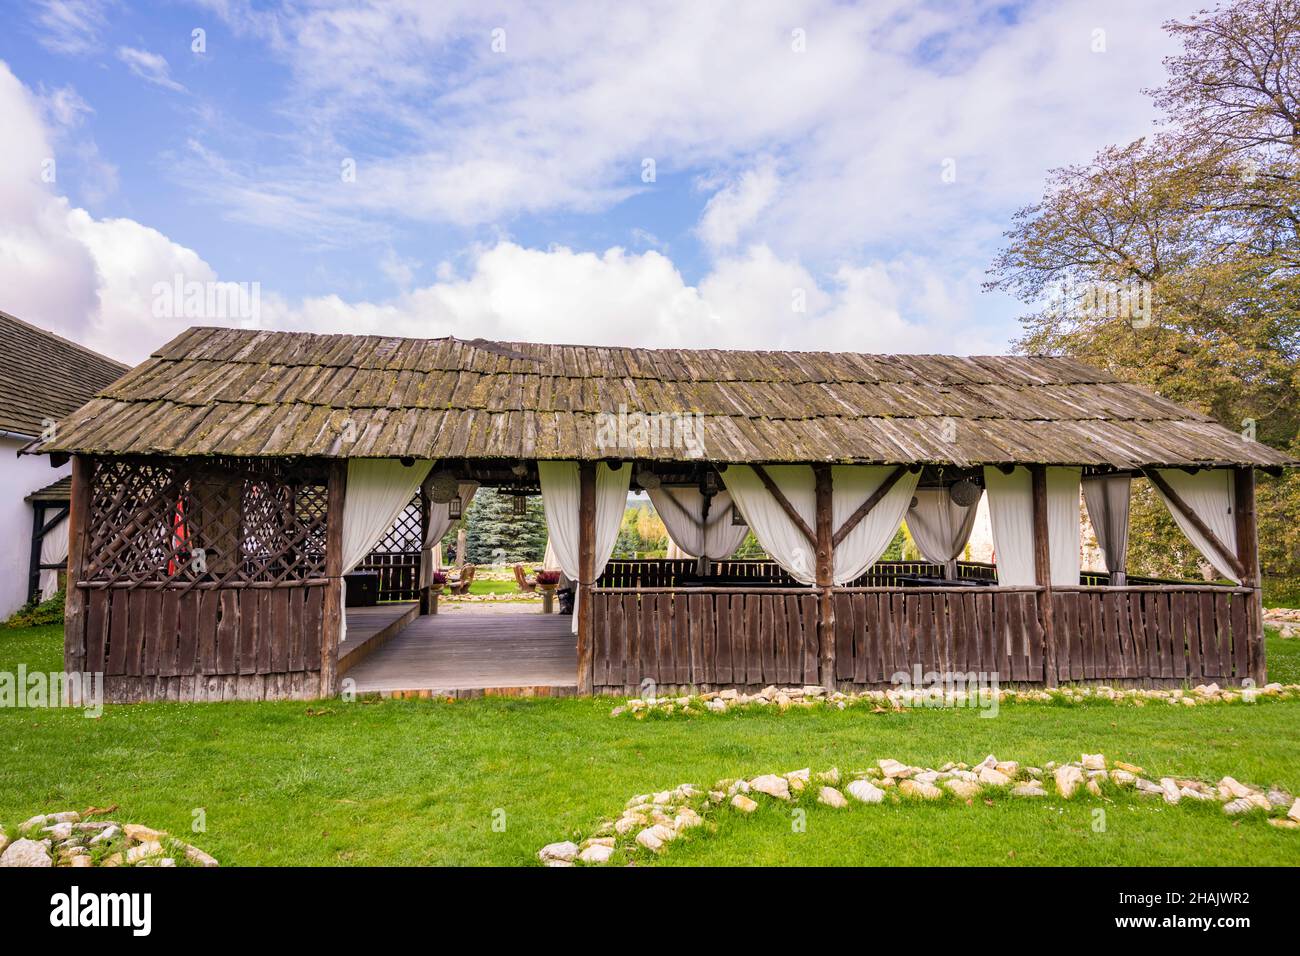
[610,682,1300,718]
[0,811,219,868]
[538,753,1300,866]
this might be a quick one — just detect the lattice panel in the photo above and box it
[84,456,330,586]
[367,492,423,553]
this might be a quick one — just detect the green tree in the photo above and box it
[986,0,1300,582]
[461,490,548,564]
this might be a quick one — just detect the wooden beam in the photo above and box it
[1233,467,1265,684]
[831,465,909,548]
[1143,468,1247,582]
[418,474,433,615]
[576,462,597,695]
[1030,465,1059,688]
[63,456,92,691]
[814,464,835,693]
[751,464,816,546]
[320,460,347,697]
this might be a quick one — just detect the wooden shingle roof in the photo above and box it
[0,311,130,438]
[31,325,1293,469]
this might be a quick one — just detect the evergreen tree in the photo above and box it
[461,489,548,564]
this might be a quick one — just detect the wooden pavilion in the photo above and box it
[30,326,1292,702]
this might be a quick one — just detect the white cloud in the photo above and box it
[696,163,780,252]
[116,46,186,92]
[180,0,1186,261]
[0,55,1016,366]
[32,0,107,55]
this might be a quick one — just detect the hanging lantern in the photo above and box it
[731,504,746,527]
[428,470,459,504]
[448,496,462,519]
[701,469,719,496]
[512,494,527,516]
[949,478,981,507]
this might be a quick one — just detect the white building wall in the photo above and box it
[0,435,70,618]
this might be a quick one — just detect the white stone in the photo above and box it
[816,767,841,785]
[578,843,615,864]
[846,780,885,804]
[537,841,579,864]
[817,787,848,809]
[1159,778,1181,804]
[1054,765,1084,798]
[1223,798,1259,816]
[978,766,1012,787]
[673,809,704,831]
[899,779,942,800]
[877,758,911,778]
[635,828,665,852]
[749,774,791,800]
[1218,776,1253,799]
[1290,798,1300,824]
[1012,782,1047,797]
[127,840,164,863]
[945,779,981,800]
[88,825,119,845]
[1,838,52,867]
[1080,753,1106,771]
[731,794,758,813]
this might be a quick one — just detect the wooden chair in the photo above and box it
[513,563,537,593]
[448,564,476,595]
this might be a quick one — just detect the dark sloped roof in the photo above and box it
[31,325,1293,468]
[0,311,130,438]
[25,475,72,502]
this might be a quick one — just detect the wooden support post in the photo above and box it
[1030,465,1059,688]
[418,475,433,615]
[814,464,835,693]
[1234,467,1265,684]
[576,462,597,695]
[320,460,347,697]
[63,456,92,688]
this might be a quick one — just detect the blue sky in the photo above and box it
[0,0,1190,362]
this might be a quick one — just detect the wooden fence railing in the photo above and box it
[80,581,325,701]
[591,587,819,690]
[1048,586,1257,683]
[351,552,422,602]
[830,586,1043,684]
[589,583,1259,692]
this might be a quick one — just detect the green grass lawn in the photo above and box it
[1,623,1297,866]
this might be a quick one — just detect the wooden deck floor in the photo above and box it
[342,606,577,697]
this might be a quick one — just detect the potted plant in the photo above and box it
[426,570,448,614]
[536,569,561,613]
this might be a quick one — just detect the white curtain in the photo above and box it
[542,538,560,571]
[39,514,69,601]
[1152,468,1240,583]
[419,481,477,588]
[1047,467,1082,587]
[907,487,980,566]
[724,465,918,585]
[1083,474,1131,584]
[831,466,920,583]
[983,466,1081,586]
[538,461,631,633]
[665,538,689,560]
[340,458,433,641]
[724,465,818,583]
[983,467,1034,586]
[647,487,748,560]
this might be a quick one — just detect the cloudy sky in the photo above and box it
[1,0,1190,363]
